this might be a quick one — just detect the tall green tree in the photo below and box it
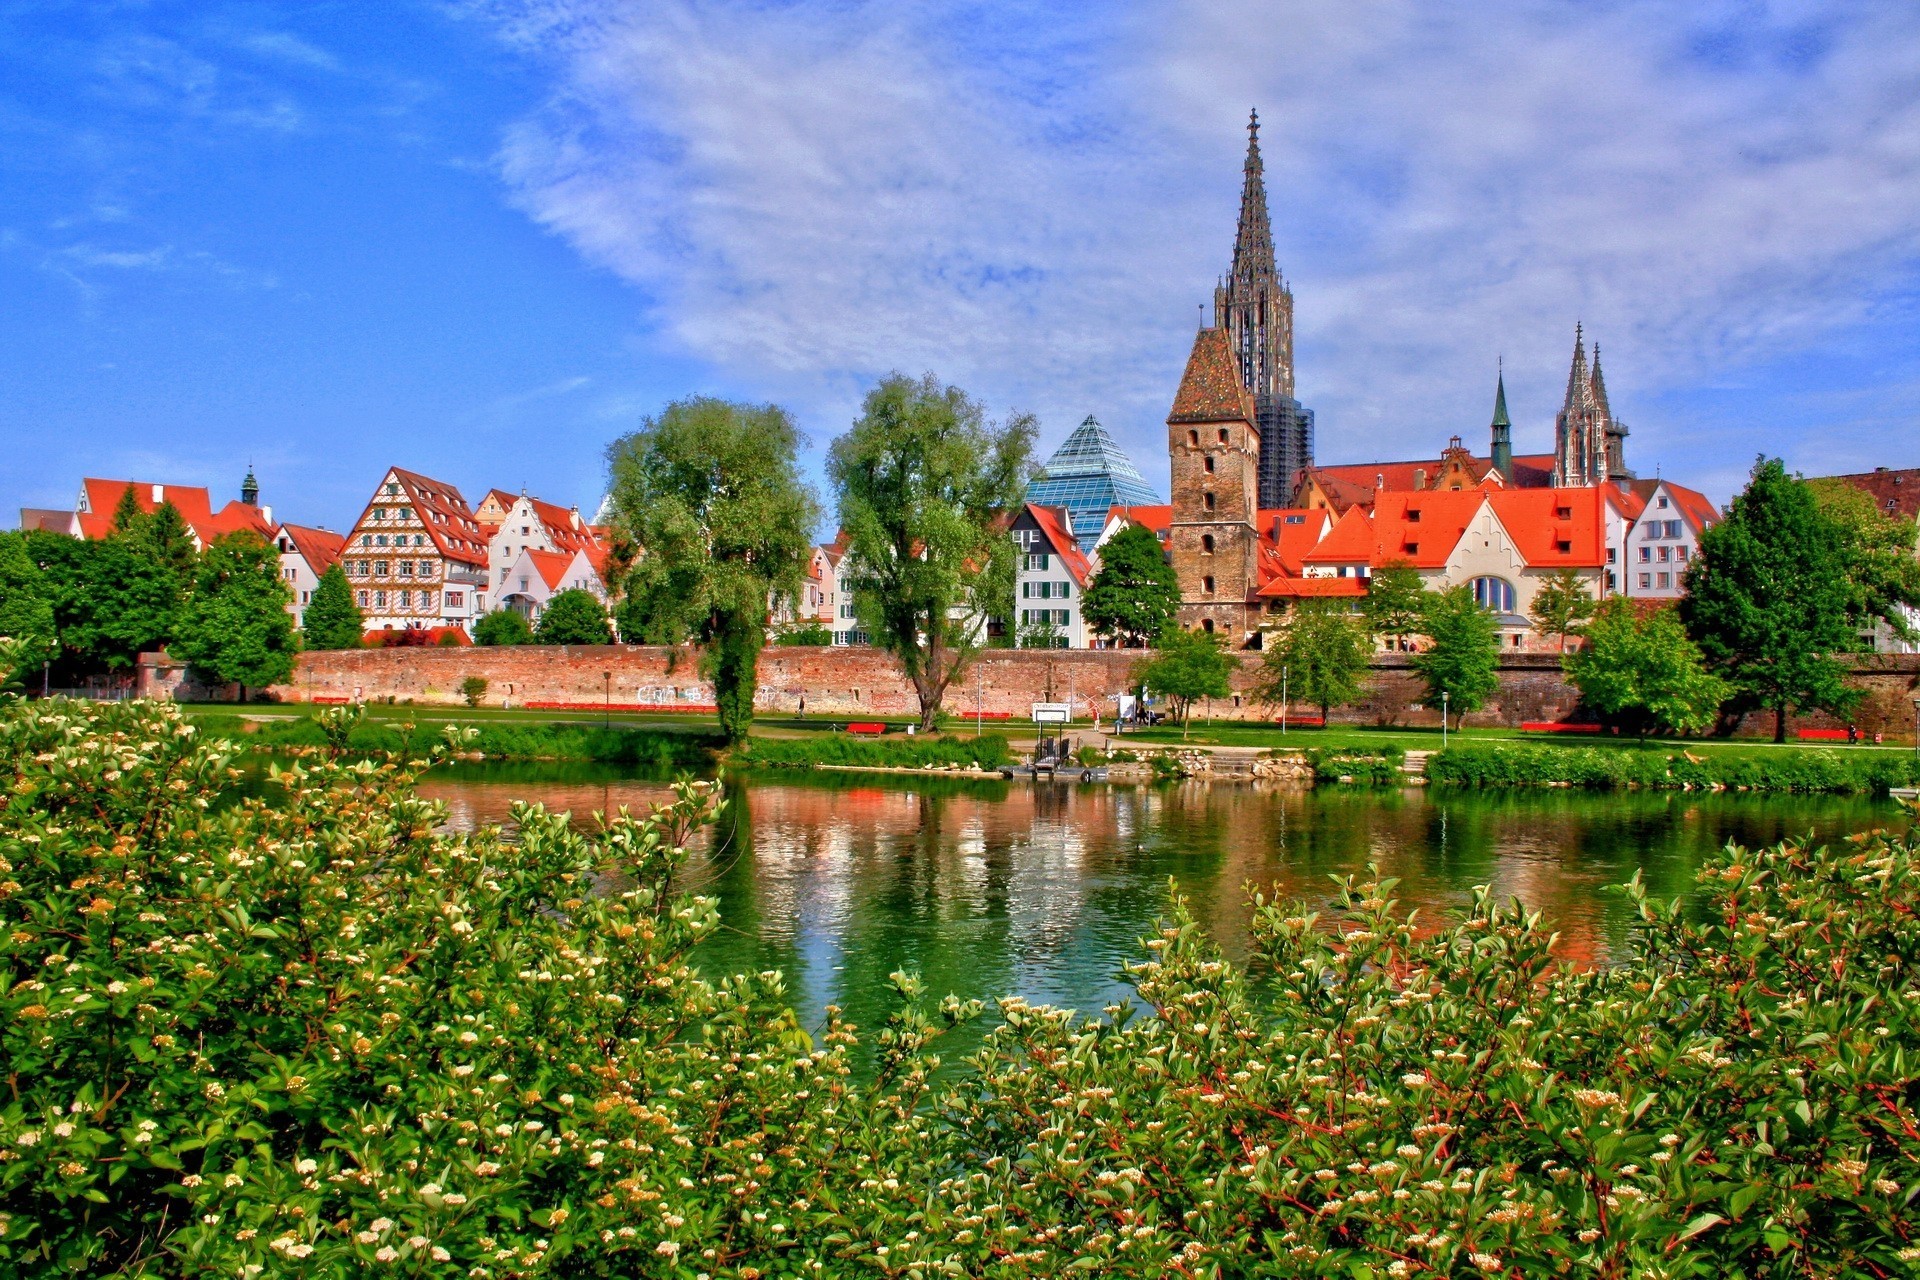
[1411,586,1500,730]
[172,533,296,696]
[25,531,181,673]
[301,564,364,650]
[534,589,614,645]
[0,532,57,687]
[609,397,819,742]
[1808,478,1920,649]
[1528,567,1596,651]
[1082,523,1179,647]
[1681,458,1867,742]
[108,484,146,536]
[473,609,534,647]
[1363,559,1426,651]
[1567,596,1727,740]
[829,373,1034,732]
[1252,601,1370,723]
[136,501,200,583]
[1135,627,1235,739]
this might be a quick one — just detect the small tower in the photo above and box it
[241,466,260,507]
[1489,365,1513,482]
[1167,327,1261,640]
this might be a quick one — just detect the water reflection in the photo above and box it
[418,766,1903,1040]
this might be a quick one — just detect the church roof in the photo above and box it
[1027,416,1163,553]
[1168,327,1255,424]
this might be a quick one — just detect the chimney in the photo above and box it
[1413,468,1427,489]
[151,483,164,503]
[260,504,273,526]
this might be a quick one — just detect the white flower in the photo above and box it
[14,1132,40,1148]
[1471,1253,1501,1270]
[452,1065,474,1077]
[408,1236,429,1249]
[430,1247,451,1261]
[295,1158,317,1175]
[656,1241,681,1256]
[375,1245,398,1261]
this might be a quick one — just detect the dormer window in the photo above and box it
[1555,506,1572,519]
[1555,539,1572,553]
[1406,509,1421,522]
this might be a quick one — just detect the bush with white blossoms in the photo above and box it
[2,698,1918,1277]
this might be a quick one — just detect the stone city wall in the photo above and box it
[215,645,1920,738]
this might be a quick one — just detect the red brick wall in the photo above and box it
[264,644,1920,737]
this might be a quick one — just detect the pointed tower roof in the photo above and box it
[1562,324,1595,412]
[1232,109,1278,285]
[1028,415,1163,551]
[1169,327,1256,424]
[1589,342,1612,416]
[1491,369,1511,428]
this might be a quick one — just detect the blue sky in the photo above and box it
[4,1,1918,534]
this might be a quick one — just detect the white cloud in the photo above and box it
[472,0,1920,498]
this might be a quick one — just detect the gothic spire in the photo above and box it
[1489,364,1513,482]
[1233,109,1277,286]
[1562,323,1594,412]
[1589,342,1612,416]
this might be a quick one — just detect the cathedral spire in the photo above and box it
[1589,342,1612,417]
[1233,110,1277,282]
[1563,323,1593,412]
[1489,363,1513,482]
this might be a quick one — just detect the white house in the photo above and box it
[485,493,609,603]
[1011,503,1093,648]
[1621,480,1717,600]
[273,524,346,626]
[495,546,610,623]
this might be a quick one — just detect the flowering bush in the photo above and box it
[3,699,1918,1276]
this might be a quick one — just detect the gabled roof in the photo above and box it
[276,524,345,575]
[388,468,488,568]
[1814,467,1920,522]
[1652,481,1719,533]
[1167,328,1255,424]
[76,478,274,546]
[524,548,573,591]
[1300,505,1376,564]
[1308,453,1558,508]
[1486,488,1607,568]
[523,496,605,555]
[1355,490,1487,568]
[1023,503,1093,585]
[1105,503,1171,534]
[1604,480,1651,523]
[1257,508,1330,576]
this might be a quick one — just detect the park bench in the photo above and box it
[1521,721,1602,733]
[1272,714,1326,727]
[845,722,889,736]
[1795,728,1851,742]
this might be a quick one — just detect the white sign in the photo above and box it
[1031,702,1071,724]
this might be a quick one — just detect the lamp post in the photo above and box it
[1911,695,1919,763]
[1281,664,1289,734]
[1442,690,1450,750]
[603,671,612,730]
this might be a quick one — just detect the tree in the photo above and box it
[534,589,614,645]
[135,500,200,583]
[1252,601,1370,722]
[1528,567,1596,651]
[25,531,181,673]
[1017,614,1065,650]
[1681,458,1865,742]
[1082,523,1179,647]
[0,532,57,687]
[1808,478,1920,649]
[1411,586,1500,730]
[171,533,296,696]
[461,675,489,708]
[301,564,364,650]
[829,373,1034,732]
[1567,597,1727,740]
[608,397,819,742]
[473,609,534,647]
[108,484,146,536]
[1363,560,1427,651]
[1135,627,1234,739]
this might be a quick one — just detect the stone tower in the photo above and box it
[1214,109,1314,508]
[1168,327,1261,639]
[1553,326,1632,486]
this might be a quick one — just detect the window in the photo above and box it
[400,561,415,576]
[1469,577,1515,613]
[374,591,387,609]
[1285,514,1305,524]
[1667,520,1684,539]
[1201,618,1215,633]
[419,591,435,612]
[360,534,371,547]
[1203,492,1216,512]
[1554,506,1571,519]
[1217,428,1229,443]
[1406,509,1421,523]
[446,592,463,608]
[398,590,412,609]
[1638,573,1651,590]
[840,603,854,619]
[1676,546,1688,562]
[1201,534,1215,554]
[1555,539,1572,553]
[300,591,310,604]
[374,507,386,520]
[1656,573,1670,589]
[1657,545,1670,562]
[385,482,399,496]
[1657,495,1669,509]
[1023,552,1050,571]
[1204,456,1215,474]
[1639,546,1651,563]
[1187,429,1199,447]
[1607,548,1617,563]
[375,535,388,548]
[1203,575,1215,594]
[357,591,369,607]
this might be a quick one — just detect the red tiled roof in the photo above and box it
[77,478,274,546]
[1604,480,1650,523]
[1350,490,1487,568]
[1308,452,1557,509]
[389,468,488,568]
[1815,467,1920,522]
[1257,508,1329,575]
[1486,488,1607,568]
[276,524,345,575]
[523,548,573,592]
[1106,504,1171,535]
[1167,328,1255,424]
[1657,482,1719,533]
[1300,505,1376,565]
[1025,503,1093,585]
[1257,576,1368,599]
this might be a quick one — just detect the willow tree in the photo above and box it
[829,373,1033,732]
[608,398,818,742]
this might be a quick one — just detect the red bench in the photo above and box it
[1272,714,1326,727]
[524,701,718,714]
[1522,721,1602,733]
[1796,728,1851,742]
[845,722,889,736]
[311,695,350,705]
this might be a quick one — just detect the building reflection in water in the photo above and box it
[417,768,1900,1043]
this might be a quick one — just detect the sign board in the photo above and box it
[1030,702,1071,724]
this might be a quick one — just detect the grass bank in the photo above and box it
[1429,742,1920,795]
[193,711,718,770]
[730,730,1015,772]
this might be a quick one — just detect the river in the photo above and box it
[416,763,1907,1048]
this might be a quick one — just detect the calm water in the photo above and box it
[418,764,1907,1043]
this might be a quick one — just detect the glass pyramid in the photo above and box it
[1026,416,1165,552]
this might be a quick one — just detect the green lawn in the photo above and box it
[1115,719,1920,758]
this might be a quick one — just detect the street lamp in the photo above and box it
[603,671,612,731]
[1911,694,1919,764]
[1442,690,1450,750]
[1280,664,1289,734]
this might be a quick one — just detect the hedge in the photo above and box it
[1428,742,1920,794]
[731,730,1014,772]
[194,710,714,770]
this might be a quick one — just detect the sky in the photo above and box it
[4,0,1918,534]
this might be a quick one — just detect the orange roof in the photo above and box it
[1656,482,1719,533]
[1257,508,1329,575]
[1486,488,1607,568]
[525,496,606,555]
[1300,505,1376,565]
[1106,503,1171,536]
[1308,452,1558,509]
[1358,490,1487,568]
[276,524,345,575]
[77,478,274,546]
[389,468,489,568]
[523,548,573,591]
[1257,576,1367,599]
[1025,503,1093,585]
[1167,328,1255,424]
[1604,480,1649,522]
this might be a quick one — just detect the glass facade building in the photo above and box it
[1025,416,1165,552]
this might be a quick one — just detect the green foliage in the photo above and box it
[1428,742,1920,793]
[1081,522,1178,647]
[135,501,199,583]
[1363,558,1427,647]
[1135,627,1234,737]
[0,532,57,685]
[1411,585,1501,727]
[471,609,533,647]
[1682,458,1867,741]
[1808,476,1920,646]
[6,701,1920,1275]
[774,621,833,646]
[1528,566,1596,649]
[459,676,489,708]
[532,589,613,645]
[299,563,364,650]
[829,372,1034,731]
[733,731,1013,771]
[1304,746,1405,785]
[170,533,296,692]
[608,397,818,742]
[107,484,145,535]
[195,708,714,770]
[1015,615,1065,649]
[26,530,182,672]
[1253,600,1369,720]
[1567,597,1728,738]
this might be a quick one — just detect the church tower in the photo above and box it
[1489,366,1513,482]
[1553,325,1631,485]
[1214,110,1314,508]
[1168,327,1261,639]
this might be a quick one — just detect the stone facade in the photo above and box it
[1167,327,1264,641]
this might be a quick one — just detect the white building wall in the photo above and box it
[1623,483,1704,600]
